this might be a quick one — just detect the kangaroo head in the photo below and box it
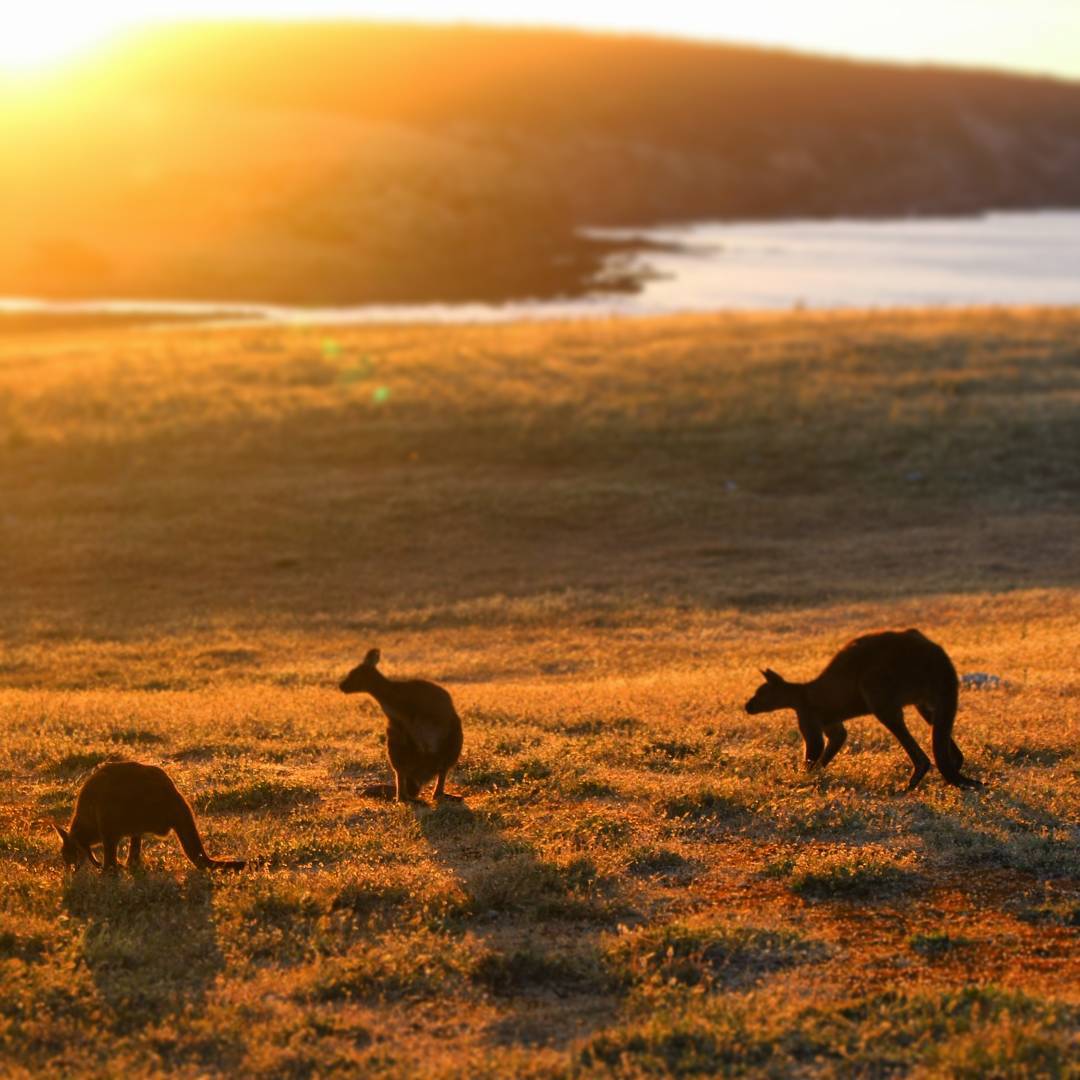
[53,824,98,870]
[339,648,382,694]
[744,668,795,714]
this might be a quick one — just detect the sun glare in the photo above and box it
[0,12,128,75]
[0,3,1076,82]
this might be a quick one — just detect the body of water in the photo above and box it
[3,211,1078,326]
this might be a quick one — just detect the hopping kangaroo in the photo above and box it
[745,629,983,791]
[54,761,246,871]
[340,648,464,804]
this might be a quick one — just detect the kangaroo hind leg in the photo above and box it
[393,770,426,804]
[870,701,931,792]
[919,703,983,789]
[101,833,121,873]
[433,770,463,802]
[933,721,983,789]
[916,705,964,772]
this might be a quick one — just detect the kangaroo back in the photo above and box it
[173,798,245,870]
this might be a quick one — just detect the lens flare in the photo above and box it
[0,11,125,75]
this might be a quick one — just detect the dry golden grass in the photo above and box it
[0,308,1077,1076]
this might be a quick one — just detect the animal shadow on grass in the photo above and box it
[416,802,624,1049]
[62,869,228,1040]
[909,792,1079,879]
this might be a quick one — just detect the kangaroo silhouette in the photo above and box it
[54,761,245,871]
[340,648,464,804]
[745,629,983,791]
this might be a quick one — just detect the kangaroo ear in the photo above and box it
[763,668,782,684]
[53,824,69,843]
[363,648,381,668]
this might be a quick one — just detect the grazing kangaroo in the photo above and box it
[745,629,983,791]
[54,761,245,871]
[339,648,464,804]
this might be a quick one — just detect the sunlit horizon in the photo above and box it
[2,1,1079,82]
[0,12,129,75]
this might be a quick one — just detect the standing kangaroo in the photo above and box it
[339,648,464,804]
[745,629,983,791]
[54,761,245,871]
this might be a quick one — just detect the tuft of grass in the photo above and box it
[1015,900,1080,928]
[578,1011,774,1076]
[471,942,612,997]
[577,986,1080,1078]
[625,846,699,881]
[907,931,975,958]
[330,883,413,922]
[108,729,167,747]
[0,928,48,963]
[305,929,479,1004]
[197,779,321,813]
[460,855,578,918]
[641,739,700,769]
[567,778,620,798]
[556,812,634,848]
[785,845,920,900]
[770,794,874,838]
[42,752,114,778]
[663,788,752,827]
[609,919,824,992]
[563,716,643,737]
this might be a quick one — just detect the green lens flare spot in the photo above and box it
[339,355,375,384]
[372,385,392,405]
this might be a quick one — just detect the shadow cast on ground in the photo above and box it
[415,799,626,1049]
[62,866,225,1035]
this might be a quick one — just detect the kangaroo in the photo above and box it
[54,761,245,871]
[339,648,464,804]
[745,629,983,792]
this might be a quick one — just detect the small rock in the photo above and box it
[961,672,1003,691]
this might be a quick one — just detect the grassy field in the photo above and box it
[1,307,1077,1076]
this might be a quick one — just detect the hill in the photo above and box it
[3,23,1080,304]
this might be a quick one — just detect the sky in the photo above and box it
[3,0,1079,81]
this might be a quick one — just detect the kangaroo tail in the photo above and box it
[203,857,246,870]
[174,800,245,870]
[360,782,398,800]
[931,668,962,783]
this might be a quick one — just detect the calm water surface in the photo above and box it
[3,211,1078,326]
